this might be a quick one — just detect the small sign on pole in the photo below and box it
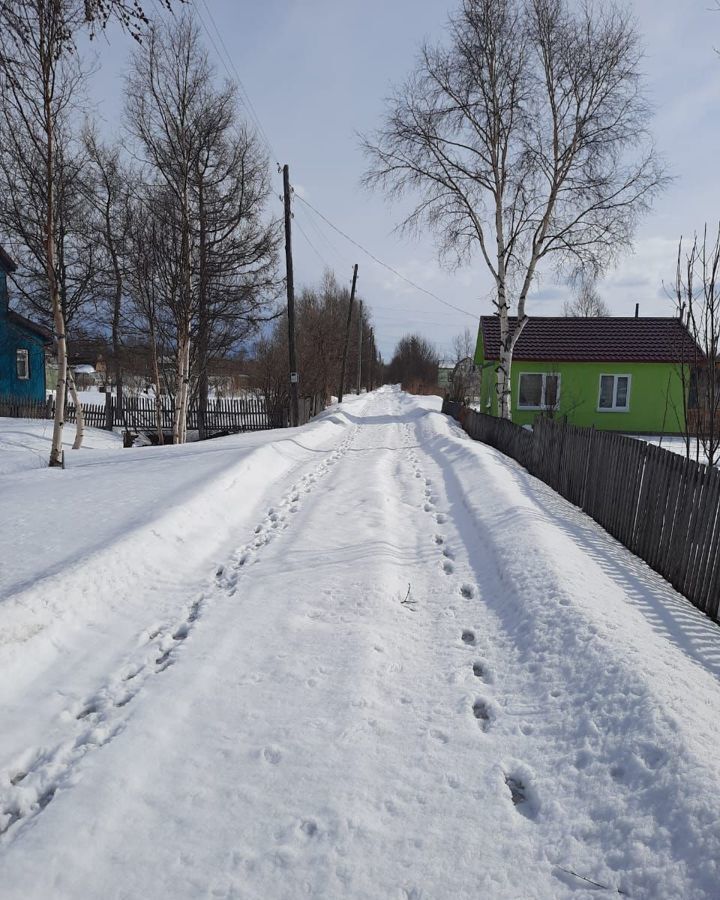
[290,372,299,384]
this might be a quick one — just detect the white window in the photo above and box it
[598,374,631,411]
[517,372,560,410]
[16,349,29,380]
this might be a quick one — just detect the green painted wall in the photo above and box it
[474,336,687,433]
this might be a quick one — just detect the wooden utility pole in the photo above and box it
[338,263,358,404]
[357,299,363,394]
[283,164,300,427]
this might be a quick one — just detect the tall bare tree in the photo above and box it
[190,113,279,437]
[674,227,720,466]
[563,279,610,317]
[125,16,204,443]
[126,13,278,442]
[0,0,87,464]
[83,128,133,409]
[385,334,439,393]
[250,270,378,412]
[0,0,179,465]
[363,0,666,419]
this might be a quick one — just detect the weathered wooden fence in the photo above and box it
[0,396,53,420]
[443,399,720,623]
[0,394,320,437]
[101,396,288,434]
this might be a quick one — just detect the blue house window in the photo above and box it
[16,348,29,380]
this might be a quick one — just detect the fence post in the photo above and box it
[104,392,114,431]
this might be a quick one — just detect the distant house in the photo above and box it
[437,361,455,392]
[474,316,702,434]
[0,245,52,401]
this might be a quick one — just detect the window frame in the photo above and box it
[517,371,561,411]
[16,348,30,381]
[597,373,632,412]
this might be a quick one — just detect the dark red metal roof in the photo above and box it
[0,244,17,273]
[480,316,703,363]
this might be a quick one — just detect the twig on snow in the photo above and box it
[400,583,417,611]
[554,865,627,895]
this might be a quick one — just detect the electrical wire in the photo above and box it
[294,217,333,270]
[293,194,479,321]
[295,196,354,268]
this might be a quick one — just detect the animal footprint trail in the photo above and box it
[503,771,539,820]
[472,699,492,731]
[224,427,358,576]
[505,775,527,806]
[0,424,362,846]
[0,593,206,841]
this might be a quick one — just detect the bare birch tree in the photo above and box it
[0,0,87,464]
[563,279,610,317]
[363,0,666,419]
[0,0,178,465]
[125,16,203,443]
[674,227,720,466]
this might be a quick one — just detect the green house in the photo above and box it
[474,316,701,434]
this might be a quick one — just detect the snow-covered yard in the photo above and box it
[1,388,720,899]
[0,417,123,477]
[629,433,717,467]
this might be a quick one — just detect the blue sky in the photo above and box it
[86,0,720,360]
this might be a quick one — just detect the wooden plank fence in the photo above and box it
[0,394,320,437]
[443,399,720,624]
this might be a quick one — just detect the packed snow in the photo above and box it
[1,388,720,899]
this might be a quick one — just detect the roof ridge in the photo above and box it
[479,314,702,362]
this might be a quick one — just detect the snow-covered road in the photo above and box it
[2,388,720,899]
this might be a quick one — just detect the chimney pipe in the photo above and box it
[635,302,639,318]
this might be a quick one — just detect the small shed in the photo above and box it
[0,245,52,401]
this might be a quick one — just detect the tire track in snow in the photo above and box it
[0,425,358,843]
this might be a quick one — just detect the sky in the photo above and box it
[85,0,720,361]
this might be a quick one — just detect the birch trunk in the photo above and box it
[67,366,85,449]
[45,52,66,467]
[172,336,185,444]
[179,335,190,444]
[149,317,164,445]
[173,330,191,444]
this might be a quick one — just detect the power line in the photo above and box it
[293,194,479,320]
[296,197,353,268]
[294,215,333,270]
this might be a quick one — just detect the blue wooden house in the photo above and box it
[0,244,52,401]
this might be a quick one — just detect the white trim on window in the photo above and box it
[517,371,561,410]
[597,373,631,412]
[16,348,29,380]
